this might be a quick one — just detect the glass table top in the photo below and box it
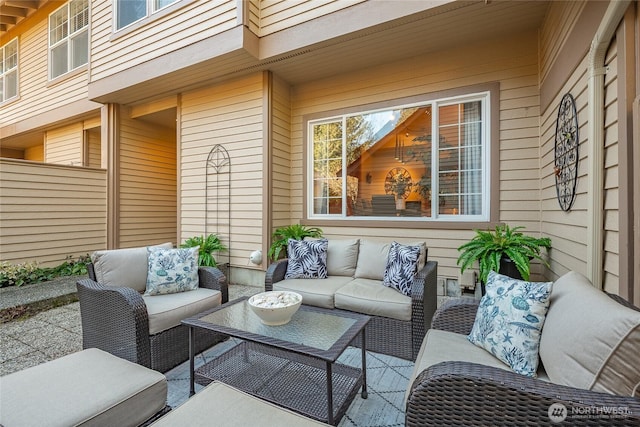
[186,297,370,360]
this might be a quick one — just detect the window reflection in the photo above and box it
[310,96,486,219]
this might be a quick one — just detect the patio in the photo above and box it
[0,279,412,426]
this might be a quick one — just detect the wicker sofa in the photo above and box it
[265,239,438,361]
[405,271,640,426]
[77,244,229,373]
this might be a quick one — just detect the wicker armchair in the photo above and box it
[77,264,228,373]
[265,259,438,361]
[406,296,640,426]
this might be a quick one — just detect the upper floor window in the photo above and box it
[1,38,18,103]
[115,0,179,30]
[308,92,490,221]
[49,0,89,80]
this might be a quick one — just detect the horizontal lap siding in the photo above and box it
[539,56,589,280]
[45,123,84,166]
[603,40,619,294]
[90,0,238,82]
[257,0,366,36]
[539,3,620,286]
[2,15,96,128]
[87,128,101,168]
[271,75,293,229]
[118,115,177,248]
[181,73,265,268]
[0,159,107,266]
[290,31,542,280]
[539,1,585,83]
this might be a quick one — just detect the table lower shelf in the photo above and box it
[195,341,363,425]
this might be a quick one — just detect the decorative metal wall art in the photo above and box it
[384,167,412,199]
[554,93,579,211]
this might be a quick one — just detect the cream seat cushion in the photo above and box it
[539,271,640,397]
[143,288,222,335]
[334,278,411,321]
[150,381,326,426]
[273,276,353,309]
[0,348,167,427]
[405,329,549,404]
[91,242,173,293]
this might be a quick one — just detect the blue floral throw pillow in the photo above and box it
[382,241,421,296]
[285,238,328,279]
[145,246,199,296]
[468,271,553,377]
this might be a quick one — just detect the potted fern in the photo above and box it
[180,234,227,267]
[268,224,323,261]
[457,224,551,287]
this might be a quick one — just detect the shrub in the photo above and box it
[268,224,323,261]
[180,234,227,267]
[0,255,89,288]
[0,261,45,287]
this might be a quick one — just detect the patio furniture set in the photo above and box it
[1,240,639,426]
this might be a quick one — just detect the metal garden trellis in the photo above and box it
[205,144,231,280]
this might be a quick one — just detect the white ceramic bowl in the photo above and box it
[247,291,302,326]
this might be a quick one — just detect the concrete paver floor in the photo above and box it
[0,283,261,376]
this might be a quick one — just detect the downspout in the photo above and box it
[586,0,630,288]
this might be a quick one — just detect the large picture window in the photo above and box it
[1,38,18,103]
[308,92,490,221]
[115,0,179,30]
[49,0,89,80]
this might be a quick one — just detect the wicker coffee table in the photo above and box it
[182,297,370,425]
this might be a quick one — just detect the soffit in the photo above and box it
[266,0,551,85]
[0,0,45,35]
[93,0,550,105]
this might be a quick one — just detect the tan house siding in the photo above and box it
[86,128,101,168]
[539,1,585,84]
[180,73,265,268]
[247,0,260,34]
[271,74,293,229]
[290,31,541,280]
[603,38,619,294]
[257,0,366,36]
[90,0,238,82]
[24,145,44,162]
[540,57,589,280]
[1,13,94,131]
[117,114,177,248]
[0,159,107,266]
[539,8,624,290]
[45,123,84,166]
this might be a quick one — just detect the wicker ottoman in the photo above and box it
[150,381,326,426]
[0,348,167,427]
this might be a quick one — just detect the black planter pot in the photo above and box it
[499,257,524,280]
[480,257,524,295]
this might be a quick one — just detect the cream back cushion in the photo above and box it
[354,240,390,281]
[539,271,640,397]
[305,238,360,277]
[327,239,360,276]
[408,241,427,271]
[91,242,173,293]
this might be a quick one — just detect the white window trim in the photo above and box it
[113,0,179,32]
[306,91,491,222]
[48,0,89,81]
[1,38,19,104]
